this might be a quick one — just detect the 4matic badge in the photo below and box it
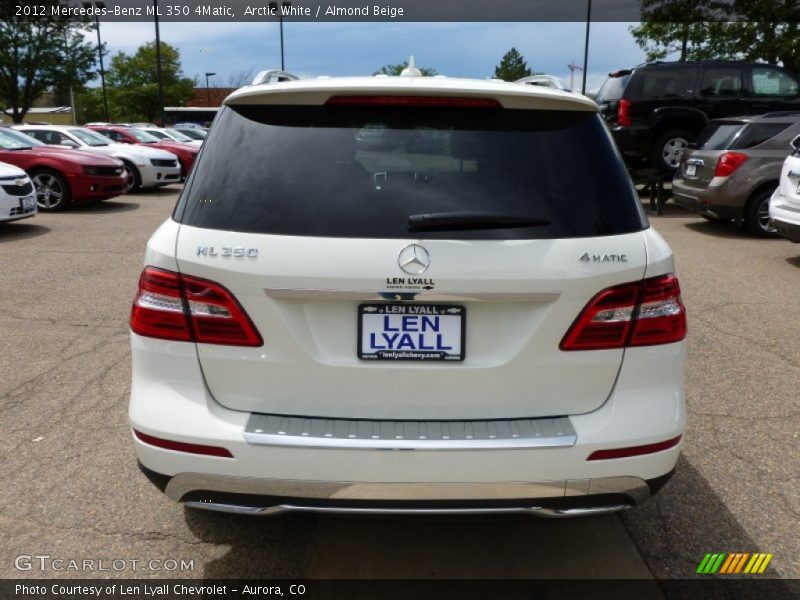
[580,252,628,263]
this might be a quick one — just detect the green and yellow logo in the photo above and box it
[697,552,773,574]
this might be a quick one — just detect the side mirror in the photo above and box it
[790,135,800,151]
[60,140,78,148]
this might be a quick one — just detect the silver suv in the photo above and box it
[673,112,800,236]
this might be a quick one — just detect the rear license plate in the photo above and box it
[358,304,465,361]
[686,164,697,177]
[21,196,34,211]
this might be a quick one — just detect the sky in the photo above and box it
[93,21,655,93]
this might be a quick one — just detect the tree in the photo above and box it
[630,0,800,72]
[0,6,97,123]
[493,48,533,81]
[106,41,196,122]
[373,61,438,77]
[73,87,106,124]
[223,69,256,88]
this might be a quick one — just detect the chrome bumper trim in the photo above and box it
[264,287,560,303]
[182,501,631,517]
[244,414,577,450]
[165,474,651,506]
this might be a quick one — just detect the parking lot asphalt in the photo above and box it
[0,189,797,587]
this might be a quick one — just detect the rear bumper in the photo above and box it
[672,177,743,220]
[140,462,676,517]
[129,332,686,513]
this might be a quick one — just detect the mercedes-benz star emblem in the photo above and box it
[398,244,430,275]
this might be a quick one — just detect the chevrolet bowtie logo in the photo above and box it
[397,244,430,275]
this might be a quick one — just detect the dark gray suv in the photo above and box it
[672,112,800,236]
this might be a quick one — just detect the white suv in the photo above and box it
[15,125,181,192]
[130,73,687,517]
[770,135,800,243]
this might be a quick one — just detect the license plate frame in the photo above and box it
[685,164,697,177]
[358,303,466,362]
[21,195,35,212]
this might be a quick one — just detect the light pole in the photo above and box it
[581,0,592,96]
[153,0,165,125]
[82,1,109,121]
[268,1,292,70]
[205,72,216,107]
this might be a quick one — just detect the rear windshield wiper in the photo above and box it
[408,212,550,232]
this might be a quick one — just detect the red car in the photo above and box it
[0,128,127,211]
[87,126,198,179]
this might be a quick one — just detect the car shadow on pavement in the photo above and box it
[0,222,50,243]
[682,220,771,240]
[620,456,796,597]
[785,255,800,268]
[75,200,140,214]
[183,456,795,598]
[137,186,183,196]
[641,200,695,219]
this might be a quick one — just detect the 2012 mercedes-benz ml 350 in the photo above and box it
[129,71,687,517]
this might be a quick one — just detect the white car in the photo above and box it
[130,71,687,517]
[0,161,36,223]
[770,135,800,243]
[14,125,181,192]
[139,127,203,148]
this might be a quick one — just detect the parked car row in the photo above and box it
[0,123,198,213]
[597,60,800,173]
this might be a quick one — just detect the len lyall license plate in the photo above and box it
[358,304,465,361]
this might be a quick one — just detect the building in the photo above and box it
[187,87,237,109]
[1,106,74,125]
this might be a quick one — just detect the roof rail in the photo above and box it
[251,70,300,85]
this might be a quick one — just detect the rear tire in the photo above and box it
[30,169,71,212]
[650,130,692,174]
[122,161,142,193]
[743,188,779,238]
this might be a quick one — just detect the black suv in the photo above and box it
[596,61,800,173]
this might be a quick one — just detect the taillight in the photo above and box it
[130,268,192,342]
[560,275,686,351]
[130,267,263,347]
[326,95,502,108]
[714,152,748,177]
[617,98,631,126]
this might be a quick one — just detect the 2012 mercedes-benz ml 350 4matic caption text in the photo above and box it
[129,70,687,517]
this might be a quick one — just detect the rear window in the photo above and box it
[698,121,790,150]
[176,104,646,240]
[595,75,630,102]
